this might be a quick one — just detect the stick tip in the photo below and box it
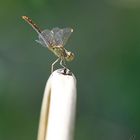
[55,68,73,76]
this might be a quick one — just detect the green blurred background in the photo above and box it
[0,0,140,140]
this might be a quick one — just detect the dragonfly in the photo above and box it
[22,16,74,73]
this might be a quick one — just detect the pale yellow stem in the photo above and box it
[37,69,77,140]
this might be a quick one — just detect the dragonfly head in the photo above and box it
[65,51,74,61]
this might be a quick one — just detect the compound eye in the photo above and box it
[66,52,74,61]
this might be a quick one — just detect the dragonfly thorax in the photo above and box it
[49,46,74,62]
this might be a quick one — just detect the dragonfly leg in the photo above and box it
[51,58,60,73]
[60,59,66,69]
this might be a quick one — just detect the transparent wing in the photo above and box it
[61,28,73,46]
[52,27,63,46]
[36,27,73,47]
[52,27,73,46]
[35,29,55,48]
[52,27,61,34]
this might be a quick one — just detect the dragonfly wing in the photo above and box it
[52,27,63,46]
[52,27,61,34]
[60,28,73,46]
[36,28,73,47]
[36,29,55,48]
[35,39,46,46]
[52,27,73,46]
